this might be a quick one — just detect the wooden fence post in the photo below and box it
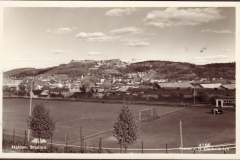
[80,127,82,149]
[3,129,5,144]
[120,142,122,153]
[166,144,168,154]
[99,137,102,153]
[24,130,27,145]
[82,136,84,149]
[13,129,15,144]
[51,135,53,153]
[65,134,68,153]
[23,130,26,153]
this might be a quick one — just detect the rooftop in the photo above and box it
[221,84,236,90]
[157,82,194,88]
[200,83,222,89]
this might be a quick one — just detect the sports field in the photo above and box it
[2,98,235,153]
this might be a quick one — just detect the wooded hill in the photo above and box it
[4,60,235,80]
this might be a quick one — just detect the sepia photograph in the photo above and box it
[0,1,238,159]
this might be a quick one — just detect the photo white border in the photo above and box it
[0,1,239,159]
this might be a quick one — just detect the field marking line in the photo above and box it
[140,107,185,124]
[139,108,153,112]
[55,125,100,132]
[67,128,113,144]
[3,111,14,113]
[3,109,27,113]
[137,118,157,124]
[82,111,119,118]
[56,117,85,125]
[56,111,119,125]
[158,107,185,116]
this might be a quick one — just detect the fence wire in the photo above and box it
[2,128,235,154]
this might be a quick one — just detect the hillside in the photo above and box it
[3,60,235,81]
[3,68,35,77]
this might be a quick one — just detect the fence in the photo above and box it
[2,128,235,154]
[5,96,208,108]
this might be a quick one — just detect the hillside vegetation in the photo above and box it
[4,60,235,80]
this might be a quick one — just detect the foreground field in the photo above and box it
[2,98,235,153]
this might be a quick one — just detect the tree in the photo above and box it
[81,76,97,92]
[18,83,27,96]
[113,102,139,153]
[26,79,35,93]
[179,93,184,101]
[50,79,55,84]
[19,83,26,91]
[209,96,217,105]
[3,85,10,92]
[158,93,164,100]
[79,85,87,93]
[170,91,178,101]
[102,80,112,89]
[200,91,209,103]
[28,104,56,145]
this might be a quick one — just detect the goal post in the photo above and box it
[139,108,159,122]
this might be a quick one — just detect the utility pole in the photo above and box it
[28,78,34,141]
[193,88,196,105]
[180,121,183,154]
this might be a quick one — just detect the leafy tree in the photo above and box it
[19,83,26,91]
[199,91,209,103]
[102,80,112,89]
[18,83,27,96]
[50,79,55,84]
[179,93,184,101]
[158,93,164,100]
[28,104,56,145]
[17,90,27,96]
[26,79,35,93]
[170,91,178,100]
[209,96,217,105]
[79,85,87,93]
[113,103,139,153]
[81,76,97,92]
[3,85,10,92]
[134,76,142,82]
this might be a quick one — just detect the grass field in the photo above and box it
[2,98,235,153]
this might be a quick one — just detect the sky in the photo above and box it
[2,7,236,71]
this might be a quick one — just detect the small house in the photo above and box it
[30,90,44,98]
[215,96,235,108]
[49,88,70,97]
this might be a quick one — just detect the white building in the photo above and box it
[215,96,235,108]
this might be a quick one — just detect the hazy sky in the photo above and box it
[2,7,235,71]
